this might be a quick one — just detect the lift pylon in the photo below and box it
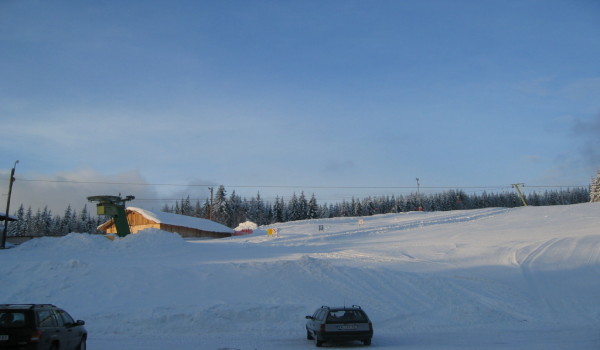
[511,183,528,207]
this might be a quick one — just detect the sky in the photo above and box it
[1,0,599,215]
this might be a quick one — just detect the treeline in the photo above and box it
[7,204,104,237]
[5,186,590,236]
[163,185,591,228]
[592,170,600,202]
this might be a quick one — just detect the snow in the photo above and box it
[1,203,600,349]
[235,220,258,231]
[126,207,234,233]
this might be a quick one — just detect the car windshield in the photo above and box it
[326,310,367,323]
[0,311,27,328]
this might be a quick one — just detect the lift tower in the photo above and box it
[511,184,528,207]
[87,195,135,237]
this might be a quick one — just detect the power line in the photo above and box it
[133,188,588,203]
[15,177,587,190]
[15,178,426,189]
[15,177,589,205]
[8,177,589,208]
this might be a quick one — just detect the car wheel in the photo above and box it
[306,329,314,340]
[77,337,87,350]
[315,339,323,347]
[49,343,59,350]
[363,338,371,346]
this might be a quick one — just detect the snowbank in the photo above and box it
[1,203,599,349]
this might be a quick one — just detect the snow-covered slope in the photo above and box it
[1,203,599,349]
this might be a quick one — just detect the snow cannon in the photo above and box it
[87,195,135,237]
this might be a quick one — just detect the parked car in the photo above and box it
[305,305,373,347]
[0,304,87,350]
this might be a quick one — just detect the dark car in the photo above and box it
[0,304,87,350]
[305,305,373,347]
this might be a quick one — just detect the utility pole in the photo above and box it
[416,178,420,195]
[208,187,214,220]
[512,183,528,207]
[416,177,423,211]
[1,160,19,249]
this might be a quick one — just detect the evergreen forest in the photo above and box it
[165,186,590,229]
[6,186,591,237]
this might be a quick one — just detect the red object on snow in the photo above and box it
[233,229,253,236]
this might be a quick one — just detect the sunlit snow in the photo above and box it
[1,203,599,349]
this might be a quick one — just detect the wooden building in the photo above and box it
[97,207,233,239]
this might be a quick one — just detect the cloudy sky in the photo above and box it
[1,0,599,214]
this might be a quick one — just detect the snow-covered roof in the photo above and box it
[127,207,234,234]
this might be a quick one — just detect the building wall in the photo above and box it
[160,223,230,238]
[127,211,155,226]
[101,211,230,238]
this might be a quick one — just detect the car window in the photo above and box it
[327,310,367,322]
[53,310,64,326]
[37,310,58,327]
[316,309,327,321]
[0,311,27,328]
[56,309,75,326]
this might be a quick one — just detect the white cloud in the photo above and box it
[3,168,160,216]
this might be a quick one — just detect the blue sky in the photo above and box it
[1,0,599,213]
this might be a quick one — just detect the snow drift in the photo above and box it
[1,203,599,349]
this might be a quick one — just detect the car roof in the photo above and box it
[0,304,56,310]
[321,305,364,311]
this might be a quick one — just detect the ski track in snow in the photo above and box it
[516,235,600,327]
[1,204,600,349]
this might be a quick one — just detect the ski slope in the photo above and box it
[1,203,599,349]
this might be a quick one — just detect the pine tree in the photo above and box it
[41,206,52,235]
[298,192,308,220]
[202,199,211,219]
[307,194,319,219]
[24,207,33,236]
[327,203,337,218]
[365,197,376,216]
[212,185,230,226]
[8,205,25,236]
[273,196,284,223]
[591,170,600,202]
[61,205,73,235]
[288,193,300,221]
[78,204,95,233]
[180,196,193,216]
[265,204,274,224]
[50,215,62,236]
[249,192,267,225]
[193,200,204,218]
[228,190,245,227]
[352,197,362,216]
[31,208,44,235]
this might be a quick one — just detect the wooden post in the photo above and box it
[1,160,18,249]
